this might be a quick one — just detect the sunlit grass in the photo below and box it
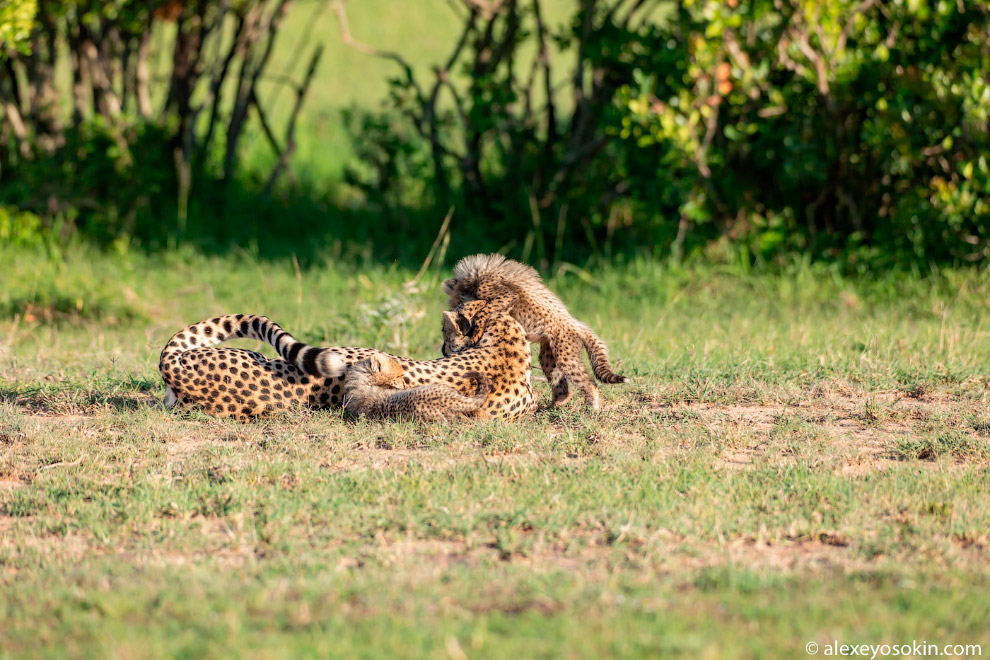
[1,246,990,657]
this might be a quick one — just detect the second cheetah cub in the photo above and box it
[344,354,490,421]
[442,253,628,410]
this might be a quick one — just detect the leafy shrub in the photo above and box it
[0,205,44,247]
[0,0,36,57]
[1,119,176,246]
[616,0,990,265]
[0,0,322,252]
[345,0,990,269]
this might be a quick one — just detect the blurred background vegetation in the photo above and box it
[1,0,988,271]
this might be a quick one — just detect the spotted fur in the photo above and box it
[442,253,628,410]
[158,314,345,419]
[158,300,536,420]
[344,354,490,421]
[273,298,537,420]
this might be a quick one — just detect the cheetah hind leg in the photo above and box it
[552,338,600,410]
[387,365,490,421]
[539,341,572,408]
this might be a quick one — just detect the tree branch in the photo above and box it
[330,0,425,100]
[261,44,324,195]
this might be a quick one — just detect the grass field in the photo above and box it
[2,245,989,657]
[3,3,989,656]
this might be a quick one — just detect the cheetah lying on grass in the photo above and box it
[443,253,628,409]
[344,354,490,421]
[159,298,535,420]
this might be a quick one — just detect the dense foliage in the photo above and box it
[0,0,320,250]
[0,0,36,56]
[1,0,989,269]
[349,0,990,267]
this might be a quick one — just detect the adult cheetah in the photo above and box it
[158,316,338,419]
[442,253,628,410]
[158,299,536,420]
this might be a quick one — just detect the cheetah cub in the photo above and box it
[442,253,628,410]
[344,354,490,421]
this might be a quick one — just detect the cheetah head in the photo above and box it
[442,253,511,307]
[441,299,488,357]
[343,354,406,414]
[361,354,405,388]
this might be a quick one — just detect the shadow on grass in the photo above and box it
[0,384,160,417]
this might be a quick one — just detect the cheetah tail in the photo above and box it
[273,332,346,379]
[158,314,346,378]
[577,324,630,384]
[159,314,283,365]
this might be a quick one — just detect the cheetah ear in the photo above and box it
[442,310,462,334]
[376,355,403,382]
[441,278,457,296]
[457,315,472,336]
[367,354,387,373]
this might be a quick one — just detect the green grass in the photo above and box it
[6,7,988,654]
[2,246,990,657]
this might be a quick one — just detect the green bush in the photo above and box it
[1,119,177,246]
[0,0,36,56]
[346,0,990,268]
[3,0,989,269]
[0,205,43,246]
[615,0,990,265]
[0,0,330,257]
